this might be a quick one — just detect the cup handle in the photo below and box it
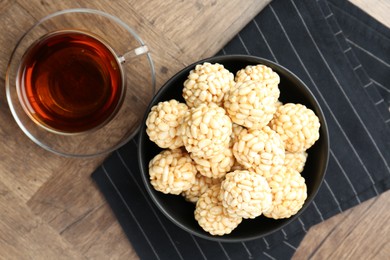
[118,45,149,64]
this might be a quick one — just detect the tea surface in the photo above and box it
[18,30,123,133]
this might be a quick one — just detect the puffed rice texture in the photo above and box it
[180,103,232,159]
[146,99,188,149]
[224,80,279,129]
[232,126,285,171]
[235,64,280,98]
[195,184,242,236]
[183,62,234,108]
[182,174,223,203]
[270,103,320,153]
[263,166,307,219]
[149,149,197,195]
[191,147,234,179]
[221,170,272,219]
[284,151,308,173]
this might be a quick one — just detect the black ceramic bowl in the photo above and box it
[138,55,329,242]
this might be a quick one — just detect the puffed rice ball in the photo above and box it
[224,80,279,129]
[182,174,223,203]
[270,103,320,153]
[232,126,285,171]
[146,99,188,149]
[285,151,308,173]
[180,103,232,159]
[195,184,242,236]
[263,166,307,219]
[235,64,280,97]
[183,62,234,107]
[221,170,272,219]
[191,148,234,179]
[149,149,197,195]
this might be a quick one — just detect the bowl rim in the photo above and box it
[138,54,330,242]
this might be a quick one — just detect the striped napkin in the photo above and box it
[92,0,390,259]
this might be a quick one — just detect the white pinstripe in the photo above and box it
[311,201,325,222]
[325,12,334,19]
[346,39,390,68]
[130,139,210,259]
[263,251,276,260]
[238,33,250,54]
[343,47,351,53]
[218,242,231,260]
[297,217,307,233]
[251,3,359,228]
[253,6,380,206]
[101,165,161,260]
[241,242,253,259]
[283,240,297,250]
[375,99,384,106]
[363,81,373,88]
[116,148,185,260]
[268,2,374,206]
[263,237,270,249]
[353,64,362,71]
[330,149,361,203]
[190,235,207,260]
[129,141,208,259]
[253,19,279,63]
[234,3,390,254]
[281,228,288,239]
[323,179,343,213]
[329,18,388,118]
[324,8,388,118]
[290,0,390,177]
[371,78,390,93]
[96,1,390,259]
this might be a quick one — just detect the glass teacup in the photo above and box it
[6,9,156,157]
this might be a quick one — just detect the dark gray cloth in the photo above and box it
[92,0,390,259]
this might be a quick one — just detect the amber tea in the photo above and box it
[17,30,124,134]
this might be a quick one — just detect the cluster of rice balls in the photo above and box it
[146,62,320,236]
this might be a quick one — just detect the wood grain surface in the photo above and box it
[350,0,390,28]
[0,0,269,259]
[0,0,388,259]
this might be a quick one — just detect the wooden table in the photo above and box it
[0,0,388,259]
